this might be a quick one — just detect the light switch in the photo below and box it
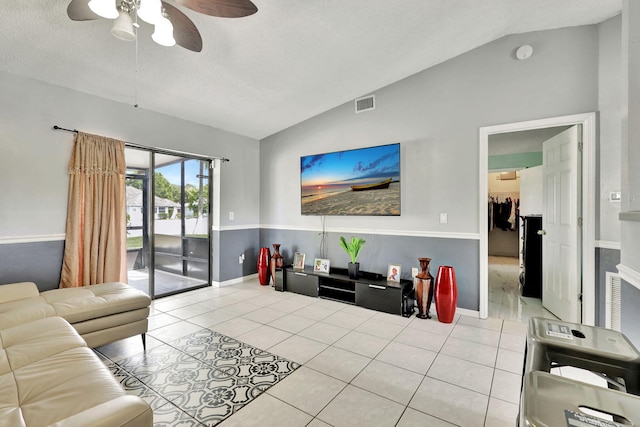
[610,192,621,202]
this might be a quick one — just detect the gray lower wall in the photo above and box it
[595,247,621,327]
[218,228,260,283]
[260,229,479,311]
[621,280,640,349]
[0,241,64,291]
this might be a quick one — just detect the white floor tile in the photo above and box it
[333,330,391,358]
[317,384,405,427]
[491,369,522,404]
[451,323,501,347]
[375,341,437,375]
[217,393,312,427]
[439,336,498,367]
[396,408,456,427]
[410,377,489,427]
[495,348,524,375]
[237,324,292,349]
[351,360,424,404]
[485,397,519,427]
[268,335,328,364]
[266,366,346,416]
[427,353,495,395]
[306,346,371,382]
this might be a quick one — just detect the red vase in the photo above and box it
[435,265,457,323]
[258,247,271,286]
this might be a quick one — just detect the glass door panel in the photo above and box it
[153,155,210,297]
[124,148,151,296]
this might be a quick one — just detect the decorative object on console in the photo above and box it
[257,247,271,286]
[293,252,306,270]
[414,258,434,319]
[314,258,331,273]
[435,265,458,323]
[387,263,401,282]
[338,236,366,279]
[270,243,283,285]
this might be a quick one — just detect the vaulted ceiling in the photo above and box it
[0,1,621,139]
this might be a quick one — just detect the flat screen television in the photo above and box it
[301,143,400,216]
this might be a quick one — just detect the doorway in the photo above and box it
[124,147,212,298]
[479,113,597,325]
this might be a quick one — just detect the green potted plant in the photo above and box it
[339,236,366,279]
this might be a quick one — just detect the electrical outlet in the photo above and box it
[610,191,621,202]
[439,213,448,224]
[411,267,418,277]
[229,211,235,220]
[238,255,243,264]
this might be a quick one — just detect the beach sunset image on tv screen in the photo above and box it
[301,143,400,216]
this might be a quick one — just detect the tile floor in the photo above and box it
[96,276,536,427]
[488,256,557,322]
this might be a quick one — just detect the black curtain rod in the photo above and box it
[53,125,78,133]
[52,124,230,162]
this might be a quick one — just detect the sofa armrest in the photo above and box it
[0,282,40,304]
[47,395,152,427]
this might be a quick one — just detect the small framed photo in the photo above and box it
[314,258,331,274]
[387,263,401,282]
[293,252,306,269]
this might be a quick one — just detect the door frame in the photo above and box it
[478,112,596,325]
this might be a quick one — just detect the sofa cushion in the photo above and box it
[0,317,86,370]
[41,282,151,324]
[0,317,152,427]
[0,297,55,331]
[0,282,39,304]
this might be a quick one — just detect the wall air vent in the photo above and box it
[355,95,375,113]
[605,272,621,331]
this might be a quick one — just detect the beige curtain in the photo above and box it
[59,132,127,288]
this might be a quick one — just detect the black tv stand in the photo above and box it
[283,266,414,317]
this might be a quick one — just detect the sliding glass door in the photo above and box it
[125,148,212,298]
[153,155,211,296]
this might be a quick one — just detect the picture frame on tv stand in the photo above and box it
[293,252,305,269]
[300,143,400,216]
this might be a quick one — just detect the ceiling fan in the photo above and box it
[66,0,258,53]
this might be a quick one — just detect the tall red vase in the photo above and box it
[435,265,457,323]
[258,247,271,286]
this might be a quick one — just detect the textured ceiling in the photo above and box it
[0,1,621,140]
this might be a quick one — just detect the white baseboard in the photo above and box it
[213,273,258,287]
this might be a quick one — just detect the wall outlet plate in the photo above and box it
[411,267,418,277]
[610,191,621,202]
[439,213,448,223]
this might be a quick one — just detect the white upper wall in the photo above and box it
[260,24,606,236]
[598,14,623,243]
[0,71,260,240]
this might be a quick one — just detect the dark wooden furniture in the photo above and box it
[520,215,543,298]
[283,266,414,316]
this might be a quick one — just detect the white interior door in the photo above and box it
[542,126,581,322]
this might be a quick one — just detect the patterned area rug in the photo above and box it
[99,328,300,426]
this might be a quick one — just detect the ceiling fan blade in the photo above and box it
[162,1,203,52]
[174,0,258,18]
[67,0,100,21]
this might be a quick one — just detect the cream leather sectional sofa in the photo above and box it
[0,281,153,426]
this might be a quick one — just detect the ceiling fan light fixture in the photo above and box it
[137,0,163,24]
[88,0,119,19]
[152,14,175,47]
[111,9,136,41]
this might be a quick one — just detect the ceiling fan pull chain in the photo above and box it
[134,11,139,108]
